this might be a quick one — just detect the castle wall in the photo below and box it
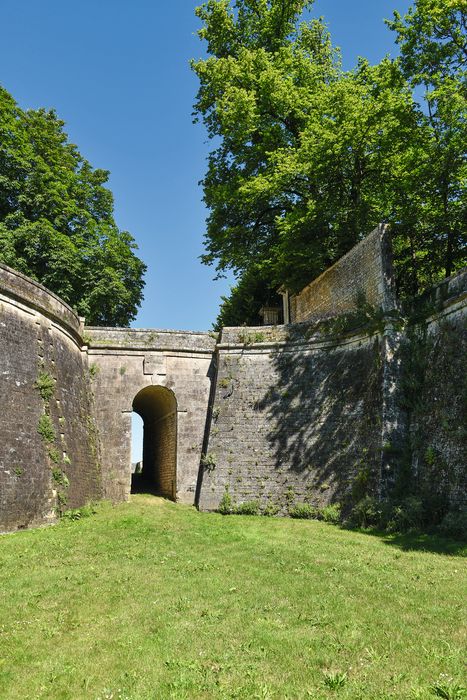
[401,271,467,512]
[0,237,465,531]
[0,264,101,532]
[198,324,385,513]
[86,328,216,504]
[289,224,395,322]
[198,269,467,516]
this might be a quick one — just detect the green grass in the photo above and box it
[0,496,465,700]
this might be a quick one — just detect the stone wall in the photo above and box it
[0,237,465,532]
[400,271,467,513]
[198,324,385,513]
[197,268,467,516]
[86,328,216,504]
[0,264,101,532]
[153,411,177,498]
[289,224,396,323]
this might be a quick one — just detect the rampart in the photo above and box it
[197,269,467,515]
[0,233,465,532]
[0,263,101,531]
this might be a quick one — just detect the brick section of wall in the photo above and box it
[198,331,384,513]
[289,225,396,323]
[0,267,101,532]
[153,412,177,499]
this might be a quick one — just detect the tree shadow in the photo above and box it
[255,330,383,506]
[342,525,467,557]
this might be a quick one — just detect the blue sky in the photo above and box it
[1,0,411,333]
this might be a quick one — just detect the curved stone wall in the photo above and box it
[198,324,386,513]
[0,264,101,531]
[198,269,467,515]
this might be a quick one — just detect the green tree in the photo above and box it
[193,0,466,324]
[388,0,466,282]
[0,86,146,326]
[214,265,280,329]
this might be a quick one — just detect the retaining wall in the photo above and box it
[0,264,101,531]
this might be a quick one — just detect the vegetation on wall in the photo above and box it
[0,86,146,326]
[193,0,466,324]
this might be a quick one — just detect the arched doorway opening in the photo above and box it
[131,386,177,500]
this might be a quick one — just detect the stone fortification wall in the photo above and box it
[0,237,465,532]
[289,224,396,323]
[198,323,385,514]
[0,264,101,532]
[400,270,467,512]
[197,268,467,516]
[86,328,216,504]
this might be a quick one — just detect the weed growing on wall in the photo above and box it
[48,447,61,464]
[34,372,56,401]
[52,467,70,489]
[237,330,266,345]
[35,362,73,517]
[37,414,56,443]
[89,363,100,379]
[201,453,217,472]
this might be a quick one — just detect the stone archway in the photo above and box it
[131,385,177,500]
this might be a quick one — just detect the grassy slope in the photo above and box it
[0,496,465,700]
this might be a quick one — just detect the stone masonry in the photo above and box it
[0,229,465,531]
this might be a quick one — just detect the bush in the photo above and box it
[321,503,342,524]
[350,496,381,528]
[218,489,233,515]
[262,502,280,517]
[438,509,467,539]
[235,500,260,516]
[61,503,97,521]
[289,503,318,519]
[385,497,423,533]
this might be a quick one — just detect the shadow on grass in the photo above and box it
[130,474,175,501]
[343,525,467,556]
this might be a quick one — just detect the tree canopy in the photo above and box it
[0,86,146,326]
[193,0,466,326]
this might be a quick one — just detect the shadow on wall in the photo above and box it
[256,337,384,508]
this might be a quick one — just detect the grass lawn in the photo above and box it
[0,496,465,700]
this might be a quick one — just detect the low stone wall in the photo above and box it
[289,224,396,322]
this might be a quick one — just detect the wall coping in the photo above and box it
[0,262,82,341]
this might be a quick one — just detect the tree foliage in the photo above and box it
[193,0,466,325]
[388,0,466,282]
[0,86,146,326]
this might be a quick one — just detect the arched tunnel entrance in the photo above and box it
[131,385,177,500]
